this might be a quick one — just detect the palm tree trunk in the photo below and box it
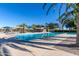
[76,13,79,45]
[76,4,79,45]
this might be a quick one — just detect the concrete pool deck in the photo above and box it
[0,33,78,56]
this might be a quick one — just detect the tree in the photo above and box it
[45,23,59,32]
[3,26,12,33]
[64,20,76,30]
[45,23,59,29]
[32,24,37,30]
[16,23,28,33]
[43,3,79,45]
[32,24,44,29]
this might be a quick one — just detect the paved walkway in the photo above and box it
[0,38,79,56]
[0,33,78,56]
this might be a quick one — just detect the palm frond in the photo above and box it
[42,3,47,10]
[59,3,64,20]
[59,10,75,20]
[58,10,76,25]
[46,3,57,15]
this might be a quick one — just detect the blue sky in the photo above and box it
[0,3,65,27]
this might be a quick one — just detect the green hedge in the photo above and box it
[50,30,76,32]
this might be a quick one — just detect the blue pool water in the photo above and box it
[16,32,76,41]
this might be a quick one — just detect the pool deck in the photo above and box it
[0,33,78,56]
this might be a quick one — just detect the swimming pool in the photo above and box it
[16,32,76,41]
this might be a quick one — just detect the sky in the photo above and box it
[0,3,65,27]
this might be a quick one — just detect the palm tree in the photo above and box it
[3,26,12,33]
[45,23,59,31]
[32,24,44,29]
[64,19,76,30]
[16,23,28,33]
[43,3,79,45]
[32,24,37,30]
